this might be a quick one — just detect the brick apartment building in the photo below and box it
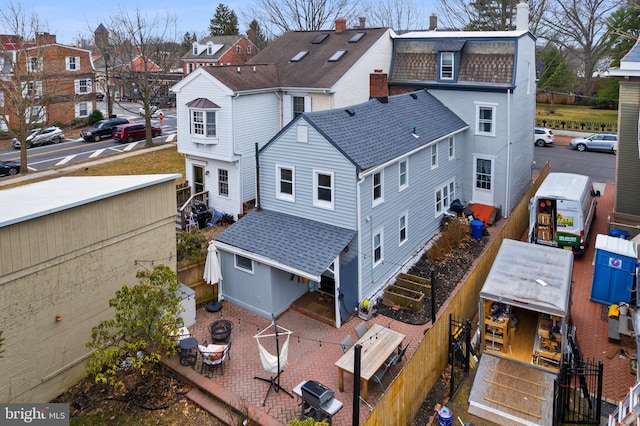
[0,32,95,128]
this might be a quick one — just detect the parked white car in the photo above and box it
[138,105,162,118]
[534,127,555,147]
[12,126,65,149]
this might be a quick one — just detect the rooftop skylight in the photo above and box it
[328,50,347,62]
[290,50,310,62]
[312,34,329,44]
[349,32,366,43]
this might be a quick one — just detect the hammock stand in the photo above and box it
[253,315,294,406]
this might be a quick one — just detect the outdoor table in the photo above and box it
[178,337,198,367]
[334,323,405,400]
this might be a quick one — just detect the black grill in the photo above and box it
[301,380,334,408]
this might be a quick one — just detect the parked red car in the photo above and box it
[112,123,162,143]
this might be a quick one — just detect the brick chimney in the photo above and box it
[429,15,437,31]
[335,18,347,34]
[370,69,389,99]
[36,32,56,45]
[359,17,366,29]
[247,28,255,43]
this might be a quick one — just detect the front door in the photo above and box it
[472,155,494,206]
[193,165,204,194]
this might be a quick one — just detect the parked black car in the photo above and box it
[96,92,105,101]
[80,117,129,142]
[0,160,20,176]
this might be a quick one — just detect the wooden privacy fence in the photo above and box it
[364,163,551,425]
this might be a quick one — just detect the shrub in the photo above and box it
[88,109,104,125]
[176,231,208,262]
[426,219,470,262]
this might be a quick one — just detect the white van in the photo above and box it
[528,173,599,255]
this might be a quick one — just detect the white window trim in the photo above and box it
[448,137,455,160]
[234,254,254,274]
[75,78,92,95]
[75,102,89,118]
[218,168,229,198]
[440,52,454,80]
[431,143,438,170]
[275,164,295,202]
[399,158,408,192]
[372,171,384,207]
[313,169,334,210]
[22,81,42,98]
[373,228,384,267]
[399,212,408,246]
[66,56,80,71]
[190,108,218,143]
[475,102,497,136]
[434,178,455,217]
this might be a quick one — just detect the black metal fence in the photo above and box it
[553,323,603,425]
[536,118,617,133]
[448,315,471,398]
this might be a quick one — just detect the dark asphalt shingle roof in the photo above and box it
[203,27,391,91]
[293,89,468,171]
[214,209,356,277]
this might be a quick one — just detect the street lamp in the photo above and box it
[104,53,113,118]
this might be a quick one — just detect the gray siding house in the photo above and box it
[214,90,468,327]
[388,3,536,216]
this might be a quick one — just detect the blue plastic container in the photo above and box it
[608,229,631,240]
[438,406,453,426]
[470,219,484,239]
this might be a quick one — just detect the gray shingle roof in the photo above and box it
[214,209,356,277]
[181,35,245,61]
[622,37,640,64]
[293,89,468,171]
[203,27,391,91]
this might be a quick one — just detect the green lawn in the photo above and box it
[536,103,618,132]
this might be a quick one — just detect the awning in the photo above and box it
[213,209,356,281]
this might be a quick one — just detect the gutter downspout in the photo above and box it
[356,172,364,307]
[505,89,512,218]
[255,142,261,210]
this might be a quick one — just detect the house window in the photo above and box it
[235,254,254,273]
[476,158,492,190]
[276,165,295,201]
[66,56,80,71]
[236,45,241,53]
[399,159,408,191]
[440,52,454,80]
[313,170,334,210]
[26,106,45,123]
[191,110,217,137]
[448,137,455,159]
[193,45,197,55]
[372,171,383,206]
[27,56,41,72]
[76,79,91,94]
[431,144,438,169]
[76,102,89,117]
[207,43,213,54]
[373,230,383,266]
[476,103,496,136]
[188,63,194,73]
[435,179,455,216]
[22,81,42,97]
[218,169,229,197]
[247,45,252,54]
[293,96,305,118]
[399,213,407,246]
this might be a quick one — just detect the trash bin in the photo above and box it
[437,406,453,426]
[470,219,484,239]
[608,229,631,240]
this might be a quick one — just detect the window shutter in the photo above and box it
[75,56,80,70]
[74,80,80,94]
[65,57,70,70]
[75,103,79,116]
[304,96,311,112]
[283,94,292,123]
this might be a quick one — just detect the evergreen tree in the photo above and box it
[209,4,239,36]
[248,19,268,50]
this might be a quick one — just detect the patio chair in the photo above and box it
[390,341,410,374]
[199,342,231,376]
[340,335,354,353]
[355,321,369,339]
[371,355,396,392]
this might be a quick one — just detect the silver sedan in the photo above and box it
[569,133,617,153]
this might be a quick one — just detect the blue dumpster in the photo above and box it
[470,219,484,239]
[608,229,631,240]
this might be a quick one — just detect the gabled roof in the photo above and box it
[608,37,640,77]
[390,30,533,88]
[200,27,392,91]
[182,35,247,61]
[214,209,356,280]
[186,97,220,108]
[265,89,468,172]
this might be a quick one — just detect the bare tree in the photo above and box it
[542,0,617,97]
[104,8,180,147]
[248,0,361,36]
[0,2,64,174]
[362,0,427,32]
